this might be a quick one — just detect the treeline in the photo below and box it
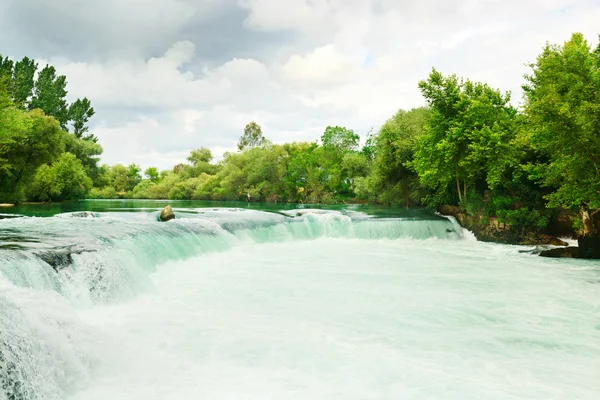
[0,55,100,203]
[90,33,599,249]
[90,123,370,203]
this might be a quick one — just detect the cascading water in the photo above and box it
[1,206,598,400]
[0,209,463,302]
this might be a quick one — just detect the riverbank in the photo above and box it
[437,205,571,247]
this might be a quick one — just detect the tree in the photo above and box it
[523,32,600,257]
[107,164,128,193]
[29,65,69,128]
[12,57,37,108]
[187,147,213,165]
[0,55,37,108]
[28,153,93,201]
[413,69,517,205]
[51,152,93,199]
[126,164,142,191]
[64,134,103,180]
[27,164,61,202]
[68,97,95,140]
[238,121,266,151]
[144,167,160,183]
[318,126,361,196]
[320,126,360,154]
[359,108,430,205]
[0,107,66,202]
[0,56,13,82]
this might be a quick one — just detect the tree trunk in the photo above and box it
[456,177,463,204]
[577,205,600,259]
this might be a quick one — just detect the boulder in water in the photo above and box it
[160,205,175,222]
[35,246,96,271]
[577,235,600,259]
[539,247,579,258]
[70,211,97,218]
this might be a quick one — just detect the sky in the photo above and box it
[1,0,599,170]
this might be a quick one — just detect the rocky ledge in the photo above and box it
[438,205,569,247]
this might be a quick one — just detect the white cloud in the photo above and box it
[5,0,598,171]
[281,45,362,87]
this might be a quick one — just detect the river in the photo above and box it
[1,200,599,399]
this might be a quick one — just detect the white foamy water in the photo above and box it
[1,209,599,399]
[66,238,600,400]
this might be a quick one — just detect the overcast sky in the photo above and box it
[1,0,599,170]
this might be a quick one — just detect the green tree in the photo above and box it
[12,57,37,108]
[0,56,13,82]
[413,69,517,205]
[321,126,360,154]
[144,167,160,183]
[187,147,213,165]
[318,126,361,196]
[181,147,216,178]
[27,164,61,202]
[238,121,266,151]
[359,108,430,205]
[0,107,66,202]
[29,65,69,128]
[50,152,93,199]
[523,32,600,256]
[28,153,93,201]
[68,97,95,140]
[126,164,142,191]
[64,134,103,181]
[0,55,37,108]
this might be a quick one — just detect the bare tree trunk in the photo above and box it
[580,204,594,236]
[456,176,463,204]
[463,182,467,202]
[578,204,600,259]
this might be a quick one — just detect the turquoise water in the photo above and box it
[0,202,599,399]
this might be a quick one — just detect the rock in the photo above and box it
[35,246,97,271]
[0,214,22,220]
[160,205,175,222]
[577,235,600,259]
[437,204,570,247]
[520,234,568,247]
[438,205,462,217]
[540,247,580,258]
[70,211,97,218]
[519,246,553,255]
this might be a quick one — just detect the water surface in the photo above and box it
[0,201,598,399]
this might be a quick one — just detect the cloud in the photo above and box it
[281,45,362,87]
[1,0,599,170]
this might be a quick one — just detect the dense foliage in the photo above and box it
[0,56,100,203]
[2,32,599,245]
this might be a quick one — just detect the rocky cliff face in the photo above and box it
[437,205,568,247]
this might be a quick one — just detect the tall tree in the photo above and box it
[0,108,66,202]
[320,126,360,154]
[0,56,13,83]
[413,68,517,204]
[187,147,213,165]
[12,57,37,108]
[30,65,69,128]
[144,167,160,183]
[68,97,95,140]
[238,121,266,151]
[361,108,430,205]
[523,32,600,257]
